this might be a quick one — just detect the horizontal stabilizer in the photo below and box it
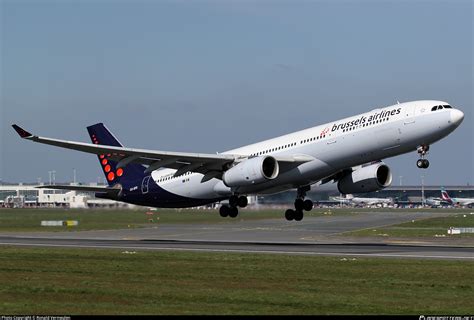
[36,185,121,194]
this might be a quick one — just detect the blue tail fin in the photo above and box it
[87,123,145,186]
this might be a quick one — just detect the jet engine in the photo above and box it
[337,162,392,194]
[222,156,279,187]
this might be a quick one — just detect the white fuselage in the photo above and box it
[449,197,474,206]
[350,197,393,205]
[152,100,463,199]
[331,196,392,205]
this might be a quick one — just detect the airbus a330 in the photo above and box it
[12,100,464,221]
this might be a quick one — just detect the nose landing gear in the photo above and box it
[416,145,430,169]
[285,186,313,221]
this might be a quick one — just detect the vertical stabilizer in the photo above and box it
[87,123,146,186]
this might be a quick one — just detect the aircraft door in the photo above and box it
[141,176,151,194]
[404,104,416,125]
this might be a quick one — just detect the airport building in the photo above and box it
[1,182,472,208]
[0,183,131,208]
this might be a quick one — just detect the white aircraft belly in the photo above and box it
[151,171,221,200]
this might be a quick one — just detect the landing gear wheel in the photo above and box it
[422,159,430,168]
[229,195,239,208]
[289,186,311,221]
[294,198,304,211]
[294,210,304,221]
[417,159,430,169]
[417,145,430,169]
[237,196,248,208]
[416,159,424,169]
[229,206,239,218]
[285,209,295,221]
[303,199,313,211]
[219,205,229,218]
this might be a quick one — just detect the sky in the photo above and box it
[1,0,472,186]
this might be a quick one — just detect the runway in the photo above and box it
[0,236,473,260]
[1,210,463,242]
[1,210,473,260]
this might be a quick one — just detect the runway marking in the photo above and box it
[0,242,472,260]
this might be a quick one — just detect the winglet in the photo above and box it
[12,124,33,138]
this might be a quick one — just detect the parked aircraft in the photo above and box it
[331,194,393,206]
[441,187,474,207]
[425,197,447,207]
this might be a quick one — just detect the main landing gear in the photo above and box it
[285,186,313,221]
[416,145,430,169]
[219,195,248,218]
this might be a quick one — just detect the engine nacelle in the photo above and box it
[337,162,392,194]
[222,156,279,187]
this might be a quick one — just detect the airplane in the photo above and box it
[440,187,474,207]
[12,100,464,221]
[425,197,447,207]
[331,194,393,206]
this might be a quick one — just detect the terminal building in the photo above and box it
[0,183,130,208]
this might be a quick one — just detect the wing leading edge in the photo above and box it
[12,124,238,176]
[12,124,313,179]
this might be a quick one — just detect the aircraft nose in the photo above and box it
[450,109,464,126]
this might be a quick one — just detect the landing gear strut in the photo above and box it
[285,186,313,221]
[416,145,430,169]
[219,195,248,218]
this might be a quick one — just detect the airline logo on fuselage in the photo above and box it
[331,107,401,133]
[320,127,330,136]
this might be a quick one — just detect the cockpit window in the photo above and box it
[431,105,451,111]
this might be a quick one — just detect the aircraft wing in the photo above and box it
[12,124,311,177]
[13,124,239,173]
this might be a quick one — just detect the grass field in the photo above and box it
[346,213,474,238]
[0,246,473,315]
[0,208,276,232]
[0,207,366,232]
[1,207,473,233]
